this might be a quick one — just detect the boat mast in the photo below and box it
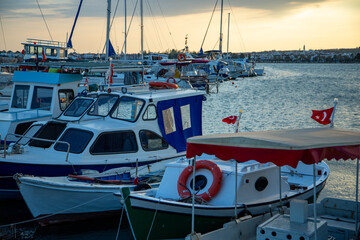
[140,0,144,61]
[226,13,230,60]
[124,0,127,60]
[106,0,111,61]
[219,0,223,55]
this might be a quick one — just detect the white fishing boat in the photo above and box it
[184,127,360,240]
[0,85,205,200]
[14,158,172,226]
[119,128,336,240]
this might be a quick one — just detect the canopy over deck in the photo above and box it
[186,128,360,168]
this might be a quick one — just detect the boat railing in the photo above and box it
[0,107,51,121]
[2,133,70,162]
[25,38,67,48]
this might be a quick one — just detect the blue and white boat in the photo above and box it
[0,84,205,199]
[0,71,80,144]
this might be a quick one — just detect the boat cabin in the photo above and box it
[0,71,81,143]
[22,38,70,62]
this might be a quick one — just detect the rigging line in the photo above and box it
[0,16,6,51]
[35,0,53,41]
[120,0,139,54]
[156,0,177,49]
[227,0,246,52]
[200,0,219,50]
[145,0,164,51]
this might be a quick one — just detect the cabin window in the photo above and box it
[31,86,53,110]
[63,98,94,117]
[190,175,208,191]
[11,85,30,108]
[255,177,268,192]
[139,130,168,151]
[54,128,93,154]
[45,48,51,56]
[51,49,57,57]
[142,104,157,120]
[28,121,67,148]
[90,131,138,154]
[58,89,75,111]
[17,124,43,145]
[59,49,65,58]
[88,94,118,117]
[111,97,145,122]
[15,121,36,136]
[181,104,191,130]
[162,107,176,134]
[29,46,35,54]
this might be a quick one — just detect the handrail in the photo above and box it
[3,133,70,162]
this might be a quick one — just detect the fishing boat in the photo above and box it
[181,127,360,240]
[120,128,335,240]
[0,84,205,200]
[14,159,170,226]
[0,71,80,144]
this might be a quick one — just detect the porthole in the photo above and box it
[189,175,208,191]
[255,176,268,192]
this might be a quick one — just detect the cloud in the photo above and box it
[0,0,330,20]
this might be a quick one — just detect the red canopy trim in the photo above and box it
[186,143,360,168]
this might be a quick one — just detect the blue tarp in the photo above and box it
[157,95,203,153]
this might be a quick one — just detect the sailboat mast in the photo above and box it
[219,0,223,54]
[124,0,127,60]
[106,0,111,61]
[140,0,144,60]
[227,13,230,59]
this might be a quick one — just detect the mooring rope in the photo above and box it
[115,195,128,240]
[146,198,160,240]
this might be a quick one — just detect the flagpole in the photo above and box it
[330,98,338,128]
[235,109,243,133]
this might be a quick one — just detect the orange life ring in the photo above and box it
[178,53,186,62]
[149,81,178,89]
[167,77,176,84]
[177,160,222,202]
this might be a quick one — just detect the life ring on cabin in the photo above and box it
[167,77,176,84]
[178,53,186,62]
[149,81,178,89]
[177,160,222,202]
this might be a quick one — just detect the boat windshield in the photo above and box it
[11,85,30,109]
[88,94,118,117]
[110,96,145,122]
[63,98,94,117]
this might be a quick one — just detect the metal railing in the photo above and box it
[2,133,70,162]
[25,38,67,48]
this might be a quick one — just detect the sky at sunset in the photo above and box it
[0,0,359,54]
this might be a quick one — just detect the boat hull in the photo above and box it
[122,180,327,239]
[0,159,162,200]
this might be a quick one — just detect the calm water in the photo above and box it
[1,63,359,239]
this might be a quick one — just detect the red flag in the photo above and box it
[107,64,114,84]
[222,116,238,124]
[21,49,25,55]
[311,107,334,125]
[42,49,47,62]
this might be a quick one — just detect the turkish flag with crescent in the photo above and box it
[222,116,238,124]
[311,107,334,125]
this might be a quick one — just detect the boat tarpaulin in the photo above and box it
[157,95,203,153]
[186,127,360,168]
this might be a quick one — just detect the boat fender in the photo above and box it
[177,53,186,62]
[177,160,222,202]
[134,183,152,191]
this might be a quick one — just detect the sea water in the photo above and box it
[1,63,359,239]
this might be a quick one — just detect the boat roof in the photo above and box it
[187,127,360,168]
[13,71,82,84]
[112,86,205,101]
